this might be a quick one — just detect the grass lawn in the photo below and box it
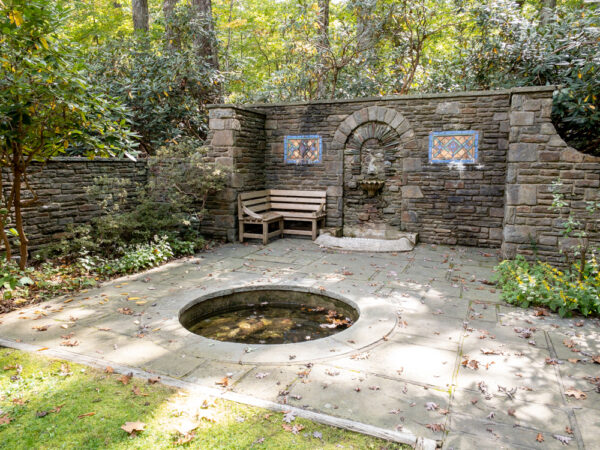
[0,348,407,449]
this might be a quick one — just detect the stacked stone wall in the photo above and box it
[203,107,266,241]
[502,88,600,263]
[8,158,147,252]
[248,91,511,247]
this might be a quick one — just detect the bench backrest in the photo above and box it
[268,189,326,216]
[238,190,270,219]
[238,189,326,219]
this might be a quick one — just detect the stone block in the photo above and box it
[264,119,277,130]
[212,130,235,147]
[435,102,460,115]
[209,108,235,119]
[216,156,234,168]
[367,106,378,122]
[510,111,534,126]
[402,158,422,172]
[401,185,424,199]
[503,225,534,244]
[326,185,343,196]
[508,143,537,162]
[561,147,584,163]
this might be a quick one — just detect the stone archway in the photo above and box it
[331,106,418,238]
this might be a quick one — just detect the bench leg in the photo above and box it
[279,218,284,238]
[262,222,268,245]
[239,221,244,243]
[311,220,317,240]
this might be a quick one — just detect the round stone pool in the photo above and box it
[179,289,359,344]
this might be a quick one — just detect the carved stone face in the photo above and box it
[363,146,385,176]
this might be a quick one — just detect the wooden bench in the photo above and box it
[238,189,327,244]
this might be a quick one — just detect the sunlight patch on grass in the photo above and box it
[0,349,407,449]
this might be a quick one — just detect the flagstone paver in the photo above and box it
[0,238,598,449]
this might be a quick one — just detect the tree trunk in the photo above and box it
[132,0,149,32]
[541,0,556,25]
[163,0,179,48]
[12,170,27,270]
[316,0,330,99]
[192,0,219,70]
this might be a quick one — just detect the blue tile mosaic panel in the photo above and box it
[429,131,479,164]
[284,135,322,164]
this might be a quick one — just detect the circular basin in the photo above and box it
[179,289,359,345]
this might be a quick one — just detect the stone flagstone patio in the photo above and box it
[0,238,598,449]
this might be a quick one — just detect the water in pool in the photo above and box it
[188,304,354,344]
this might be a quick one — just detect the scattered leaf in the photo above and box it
[553,434,572,445]
[536,433,544,443]
[565,388,587,400]
[426,423,445,432]
[118,373,132,385]
[121,421,146,435]
[78,412,95,419]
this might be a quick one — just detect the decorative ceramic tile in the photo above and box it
[284,135,322,164]
[429,131,479,164]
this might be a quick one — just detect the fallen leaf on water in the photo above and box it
[536,433,544,442]
[78,412,95,419]
[565,388,587,400]
[121,421,146,435]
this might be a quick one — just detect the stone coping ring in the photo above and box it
[177,284,398,365]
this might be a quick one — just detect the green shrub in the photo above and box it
[496,255,600,317]
[96,235,174,276]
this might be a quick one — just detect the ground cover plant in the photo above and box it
[496,179,600,317]
[0,348,406,449]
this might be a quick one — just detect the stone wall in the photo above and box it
[205,86,600,261]
[202,106,266,241]
[210,90,512,247]
[502,88,600,263]
[12,158,147,252]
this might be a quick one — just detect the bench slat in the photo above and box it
[269,196,325,204]
[269,189,326,198]
[243,197,269,207]
[240,190,269,200]
[270,202,321,211]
